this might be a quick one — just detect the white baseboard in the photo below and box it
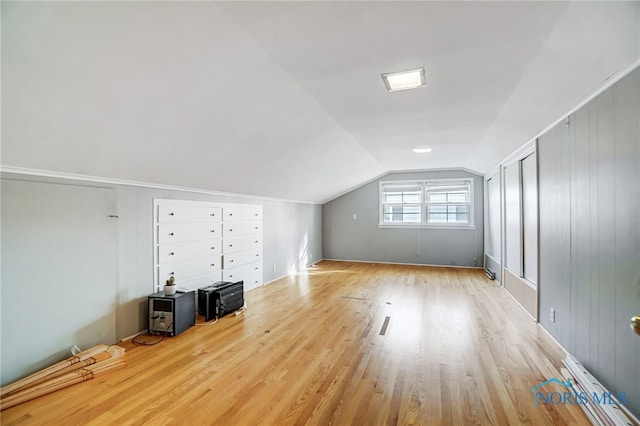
[321,258,483,269]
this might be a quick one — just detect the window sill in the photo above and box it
[378,224,476,230]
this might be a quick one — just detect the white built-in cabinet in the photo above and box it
[154,199,263,293]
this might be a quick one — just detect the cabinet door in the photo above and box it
[158,205,221,223]
[157,239,221,264]
[222,222,261,238]
[223,206,262,222]
[158,222,221,244]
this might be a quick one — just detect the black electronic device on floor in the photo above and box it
[198,281,244,321]
[148,291,195,336]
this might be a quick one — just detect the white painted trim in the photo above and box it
[486,60,640,174]
[0,165,319,205]
[485,253,500,264]
[501,140,536,169]
[322,258,483,269]
[378,224,476,230]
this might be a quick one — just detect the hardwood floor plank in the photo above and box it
[1,261,590,425]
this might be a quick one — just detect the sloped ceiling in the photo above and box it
[2,1,639,203]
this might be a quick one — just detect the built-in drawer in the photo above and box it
[222,261,262,291]
[223,235,263,254]
[157,204,221,223]
[222,222,261,238]
[223,248,261,269]
[158,256,222,284]
[158,222,221,244]
[223,206,262,222]
[157,239,221,264]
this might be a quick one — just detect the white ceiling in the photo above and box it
[2,1,639,203]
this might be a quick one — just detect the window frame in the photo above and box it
[379,178,475,229]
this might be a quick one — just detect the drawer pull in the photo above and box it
[254,227,259,230]
[210,213,215,216]
[229,275,233,278]
[210,264,215,267]
[169,212,175,216]
[229,213,233,216]
[210,229,215,233]
[229,229,233,232]
[255,240,259,243]
[255,267,259,270]
[210,246,215,250]
[169,233,174,236]
[255,254,259,257]
[229,260,234,263]
[254,213,259,216]
[169,252,175,256]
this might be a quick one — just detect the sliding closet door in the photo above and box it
[504,162,522,276]
[522,153,538,284]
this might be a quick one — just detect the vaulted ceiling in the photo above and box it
[2,1,639,203]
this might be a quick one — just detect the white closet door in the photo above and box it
[522,153,538,284]
[504,162,522,276]
[487,175,501,259]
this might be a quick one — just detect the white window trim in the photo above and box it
[379,178,475,229]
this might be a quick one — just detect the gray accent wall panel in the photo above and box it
[323,170,483,267]
[538,67,640,417]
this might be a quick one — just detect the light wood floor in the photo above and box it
[2,261,588,425]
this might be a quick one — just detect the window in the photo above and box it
[425,182,471,224]
[379,179,474,228]
[380,183,422,224]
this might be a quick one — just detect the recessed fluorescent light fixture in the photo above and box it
[413,147,432,153]
[382,67,426,92]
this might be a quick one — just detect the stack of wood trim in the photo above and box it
[562,355,639,426]
[1,344,125,410]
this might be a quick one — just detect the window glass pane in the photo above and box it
[428,193,447,202]
[428,205,446,213]
[403,191,421,203]
[383,205,421,223]
[429,213,447,222]
[403,213,420,222]
[447,192,468,203]
[384,192,403,203]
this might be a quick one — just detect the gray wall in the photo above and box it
[1,178,118,385]
[323,170,483,267]
[1,174,322,385]
[538,67,640,416]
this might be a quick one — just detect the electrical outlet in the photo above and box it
[273,264,277,272]
[352,213,357,220]
[550,308,556,323]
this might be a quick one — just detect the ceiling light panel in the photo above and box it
[382,67,426,92]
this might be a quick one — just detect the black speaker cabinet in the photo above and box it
[148,291,195,336]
